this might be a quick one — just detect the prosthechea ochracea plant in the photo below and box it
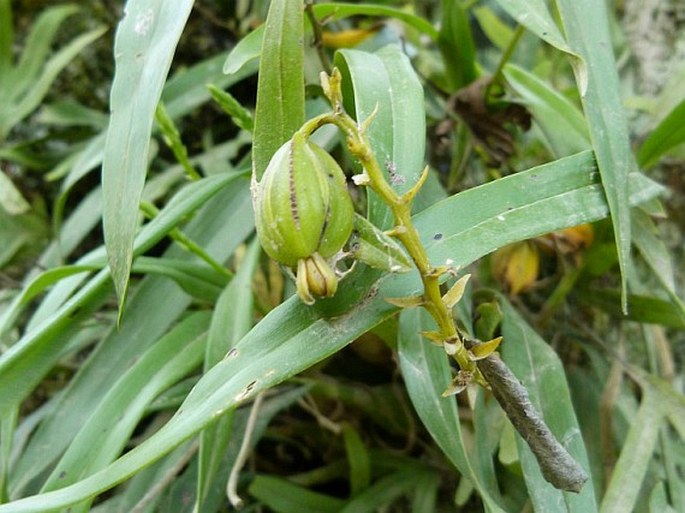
[252,68,588,492]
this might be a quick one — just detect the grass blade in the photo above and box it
[504,63,590,157]
[0,19,104,139]
[251,0,304,180]
[494,0,577,57]
[195,240,260,512]
[40,313,210,494]
[102,0,194,313]
[556,0,635,310]
[335,45,425,228]
[637,98,685,168]
[500,301,596,510]
[314,3,439,41]
[398,308,507,512]
[7,179,253,495]
[0,0,12,81]
[223,26,263,75]
[249,475,345,513]
[599,391,664,513]
[438,0,477,90]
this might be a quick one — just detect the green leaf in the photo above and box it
[631,208,685,319]
[130,257,227,302]
[313,3,439,41]
[252,0,305,181]
[494,0,578,59]
[6,178,253,495]
[249,475,346,513]
[410,471,441,512]
[0,265,94,339]
[335,45,425,228]
[555,0,635,311]
[1,23,106,140]
[35,100,108,130]
[500,300,597,512]
[102,0,195,315]
[473,6,514,50]
[0,0,12,81]
[580,289,685,329]
[0,407,17,503]
[638,97,685,168]
[504,63,590,157]
[7,5,78,99]
[342,423,371,496]
[223,26,264,75]
[438,0,477,90]
[599,390,664,513]
[221,3,438,79]
[40,314,210,502]
[0,270,112,415]
[0,168,30,215]
[398,308,507,512]
[196,239,260,512]
[340,468,422,513]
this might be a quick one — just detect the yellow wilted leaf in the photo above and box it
[321,28,378,48]
[539,223,594,255]
[491,241,540,295]
[555,223,594,252]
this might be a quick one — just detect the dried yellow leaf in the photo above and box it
[491,241,539,295]
[321,28,377,49]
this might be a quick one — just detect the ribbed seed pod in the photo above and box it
[253,132,354,304]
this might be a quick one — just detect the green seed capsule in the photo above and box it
[253,132,354,303]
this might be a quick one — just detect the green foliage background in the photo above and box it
[0,0,684,512]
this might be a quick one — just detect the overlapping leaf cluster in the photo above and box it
[0,1,683,512]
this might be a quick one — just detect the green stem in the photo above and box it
[299,95,484,384]
[139,201,232,279]
[485,24,525,102]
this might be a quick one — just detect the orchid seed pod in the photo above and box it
[253,131,354,304]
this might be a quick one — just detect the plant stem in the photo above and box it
[299,82,485,385]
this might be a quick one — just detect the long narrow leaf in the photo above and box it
[251,0,304,180]
[0,0,12,82]
[500,301,597,511]
[555,0,635,310]
[8,179,253,495]
[196,240,261,511]
[599,391,664,513]
[398,309,507,512]
[0,21,104,139]
[102,0,195,313]
[637,98,685,168]
[335,46,425,228]
[504,63,590,157]
[40,314,210,497]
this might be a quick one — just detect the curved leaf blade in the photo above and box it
[251,0,304,181]
[556,0,635,310]
[335,46,425,228]
[500,301,597,512]
[102,0,194,313]
[637,97,685,169]
[398,309,507,512]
